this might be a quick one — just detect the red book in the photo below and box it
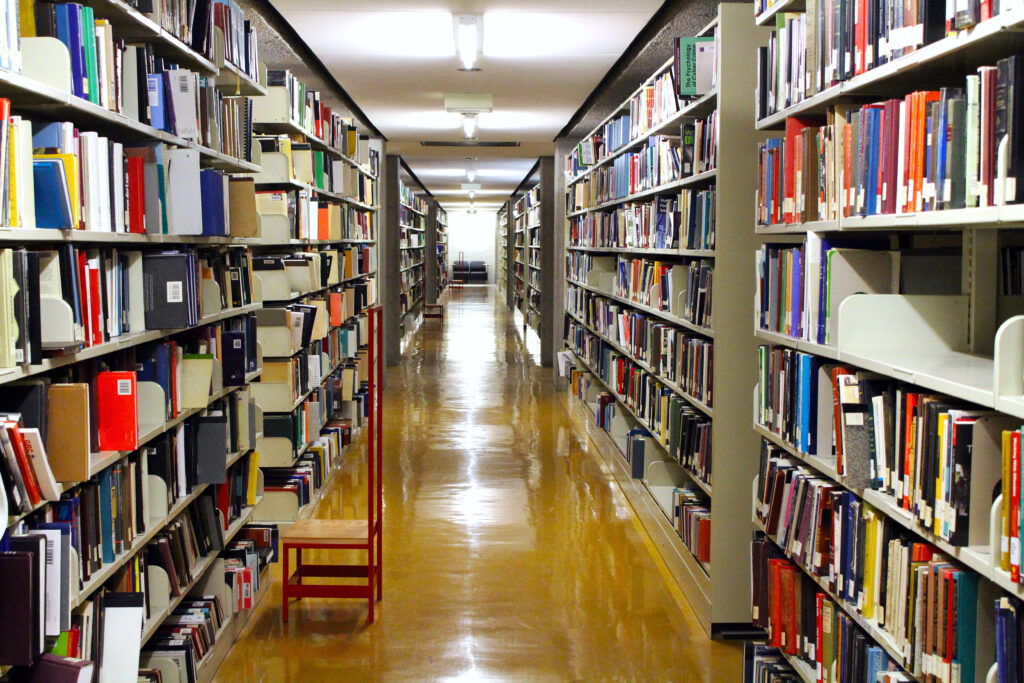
[126,156,146,233]
[855,0,866,75]
[768,559,786,647]
[981,0,991,20]
[780,564,797,654]
[784,117,824,223]
[76,250,90,344]
[1,421,41,505]
[216,482,230,531]
[96,371,138,451]
[830,367,853,473]
[1011,430,1021,583]
[87,267,103,347]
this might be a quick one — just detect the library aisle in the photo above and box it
[212,286,741,681]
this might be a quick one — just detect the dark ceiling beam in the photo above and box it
[241,0,385,140]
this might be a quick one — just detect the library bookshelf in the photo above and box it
[0,1,382,679]
[0,1,273,679]
[383,155,432,364]
[431,205,449,301]
[506,157,556,366]
[497,204,509,296]
[559,3,765,634]
[748,1,1024,680]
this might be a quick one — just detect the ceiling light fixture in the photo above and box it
[469,191,476,199]
[461,113,478,139]
[466,169,477,182]
[454,15,481,70]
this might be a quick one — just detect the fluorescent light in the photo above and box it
[455,15,480,69]
[461,113,478,139]
[466,169,477,182]
[469,191,476,199]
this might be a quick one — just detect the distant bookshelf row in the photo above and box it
[513,184,542,332]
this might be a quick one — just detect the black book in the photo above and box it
[195,416,228,485]
[221,331,246,386]
[143,253,193,329]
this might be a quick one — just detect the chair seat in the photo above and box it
[283,519,371,546]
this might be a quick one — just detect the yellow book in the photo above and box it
[8,123,17,227]
[862,510,878,620]
[1003,430,1013,571]
[18,0,35,36]
[246,451,260,506]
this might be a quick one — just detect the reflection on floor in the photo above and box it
[212,285,743,682]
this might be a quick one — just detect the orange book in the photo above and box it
[318,206,329,241]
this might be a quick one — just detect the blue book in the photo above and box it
[199,170,226,235]
[32,121,64,150]
[866,108,881,215]
[32,160,74,229]
[65,4,87,101]
[97,469,115,564]
[816,239,832,345]
[798,353,820,454]
[136,343,172,418]
[996,601,1007,683]
[147,73,166,130]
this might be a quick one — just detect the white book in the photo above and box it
[98,593,144,683]
[166,69,200,141]
[97,136,111,231]
[112,142,125,232]
[15,118,35,228]
[164,148,202,235]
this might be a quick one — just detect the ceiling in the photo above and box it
[268,0,664,211]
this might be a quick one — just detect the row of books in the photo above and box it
[400,250,423,271]
[264,69,376,171]
[758,58,1024,226]
[6,115,253,233]
[563,33,717,179]
[398,181,426,214]
[0,243,257,372]
[755,0,1004,120]
[756,238,898,345]
[565,283,713,406]
[568,197,680,251]
[674,488,711,564]
[756,345,1009,556]
[214,0,260,82]
[615,256,714,329]
[754,453,981,681]
[750,571,914,683]
[254,134,376,203]
[565,135,682,211]
[2,426,258,651]
[566,323,713,487]
[262,419,351,505]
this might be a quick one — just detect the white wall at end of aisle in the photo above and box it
[448,210,498,282]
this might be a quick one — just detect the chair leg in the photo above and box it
[282,545,290,623]
[295,548,302,600]
[376,534,382,602]
[367,549,375,625]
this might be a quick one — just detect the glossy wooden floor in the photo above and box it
[213,286,742,682]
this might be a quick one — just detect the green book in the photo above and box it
[81,6,99,105]
[314,151,324,189]
[675,35,715,97]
